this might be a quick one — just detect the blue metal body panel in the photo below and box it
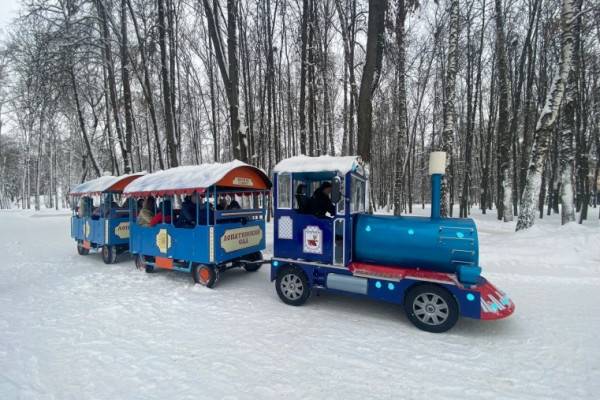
[354,214,479,274]
[129,218,266,265]
[71,216,130,247]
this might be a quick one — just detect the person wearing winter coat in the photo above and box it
[309,182,336,218]
[137,197,155,227]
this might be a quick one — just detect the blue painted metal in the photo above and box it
[431,173,442,219]
[354,213,479,274]
[71,216,130,248]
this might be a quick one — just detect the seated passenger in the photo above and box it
[309,182,335,218]
[198,200,215,225]
[176,195,197,228]
[295,184,309,213]
[77,197,91,218]
[149,199,172,227]
[216,196,228,211]
[137,197,155,227]
[227,198,241,210]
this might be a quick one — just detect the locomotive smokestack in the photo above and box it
[429,152,447,219]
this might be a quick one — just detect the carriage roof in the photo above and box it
[122,160,271,197]
[70,173,145,196]
[273,155,365,179]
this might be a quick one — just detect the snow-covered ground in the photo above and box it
[1,207,599,400]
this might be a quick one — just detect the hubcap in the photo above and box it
[413,293,449,326]
[280,274,304,300]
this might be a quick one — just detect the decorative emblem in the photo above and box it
[278,216,293,239]
[303,225,322,254]
[84,221,91,238]
[233,177,254,187]
[220,226,263,253]
[155,229,172,253]
[114,222,130,239]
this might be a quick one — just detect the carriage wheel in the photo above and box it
[77,241,89,256]
[275,266,310,306]
[101,245,117,264]
[404,284,459,333]
[242,252,263,272]
[193,264,218,288]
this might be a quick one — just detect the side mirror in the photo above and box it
[331,176,342,204]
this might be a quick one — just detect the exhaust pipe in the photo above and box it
[429,152,447,219]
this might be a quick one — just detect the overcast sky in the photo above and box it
[0,0,20,36]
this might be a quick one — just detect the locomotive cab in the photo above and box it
[271,153,515,333]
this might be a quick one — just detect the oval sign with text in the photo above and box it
[220,226,263,253]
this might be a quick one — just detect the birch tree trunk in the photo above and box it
[516,0,575,231]
[495,0,513,221]
[440,0,459,217]
[393,0,408,216]
[121,0,134,173]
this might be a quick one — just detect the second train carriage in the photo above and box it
[123,160,272,287]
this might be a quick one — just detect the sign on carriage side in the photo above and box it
[114,222,130,239]
[233,177,254,187]
[220,226,263,253]
[156,229,172,253]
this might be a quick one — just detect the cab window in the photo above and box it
[350,176,366,213]
[277,173,292,209]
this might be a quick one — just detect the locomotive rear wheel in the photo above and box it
[77,241,89,256]
[102,245,117,264]
[193,265,218,288]
[404,284,458,333]
[276,267,310,306]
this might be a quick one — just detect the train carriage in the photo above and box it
[123,160,272,287]
[270,152,515,333]
[70,173,144,263]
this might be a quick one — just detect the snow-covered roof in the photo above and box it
[123,160,271,196]
[273,155,364,175]
[70,173,144,196]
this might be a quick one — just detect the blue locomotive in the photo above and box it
[70,173,144,263]
[123,161,272,287]
[271,152,514,333]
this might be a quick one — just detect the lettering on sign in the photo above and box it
[114,222,130,239]
[233,177,254,187]
[155,229,172,253]
[220,226,263,253]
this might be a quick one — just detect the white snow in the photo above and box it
[70,173,144,196]
[1,206,599,399]
[123,161,265,195]
[273,155,362,175]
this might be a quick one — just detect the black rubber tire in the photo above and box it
[135,254,146,270]
[403,284,459,333]
[193,264,218,288]
[145,264,155,273]
[242,252,263,272]
[77,241,89,256]
[275,266,311,306]
[101,245,117,264]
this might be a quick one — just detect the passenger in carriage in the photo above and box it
[309,181,336,218]
[227,197,241,210]
[149,199,172,227]
[77,197,92,218]
[175,195,197,228]
[137,197,155,227]
[295,184,309,213]
[216,196,228,211]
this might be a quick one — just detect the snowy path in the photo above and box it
[1,209,599,400]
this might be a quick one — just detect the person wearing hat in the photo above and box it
[309,181,336,218]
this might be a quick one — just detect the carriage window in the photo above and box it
[277,173,291,209]
[351,176,366,213]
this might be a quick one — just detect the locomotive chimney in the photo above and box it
[429,152,447,219]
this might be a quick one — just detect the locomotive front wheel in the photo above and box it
[193,265,218,288]
[101,245,117,264]
[242,252,263,272]
[404,284,459,333]
[276,267,310,306]
[77,241,89,256]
